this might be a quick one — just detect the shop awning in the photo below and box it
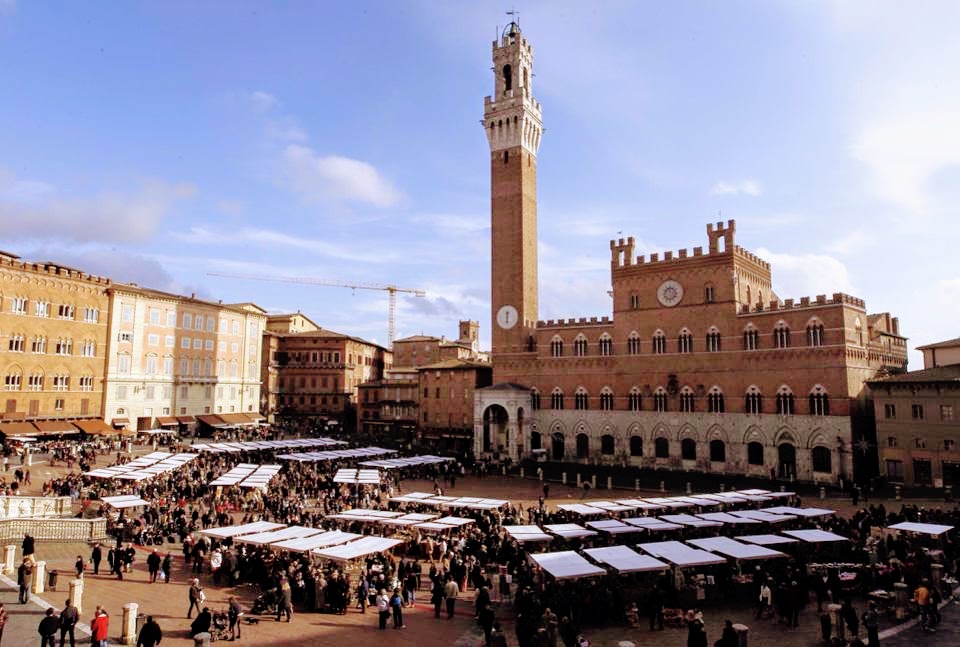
[0,421,38,436]
[73,419,117,435]
[111,418,130,427]
[33,420,80,434]
[156,416,179,426]
[176,416,196,424]
[584,545,670,573]
[197,414,229,427]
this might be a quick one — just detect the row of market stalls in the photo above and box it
[210,464,283,488]
[276,446,395,462]
[84,451,199,481]
[189,437,347,453]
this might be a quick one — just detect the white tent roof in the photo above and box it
[660,514,723,528]
[544,523,598,539]
[887,522,954,536]
[101,495,149,509]
[358,455,451,469]
[782,529,848,543]
[529,550,607,579]
[433,516,475,526]
[583,501,638,512]
[637,541,726,567]
[765,506,835,517]
[505,525,554,543]
[557,503,610,515]
[333,469,381,484]
[200,521,286,538]
[730,510,795,523]
[737,534,800,546]
[277,446,394,462]
[643,498,696,509]
[585,519,638,534]
[584,545,670,573]
[697,512,761,525]
[688,537,786,560]
[623,517,684,531]
[272,530,362,552]
[235,525,325,546]
[615,499,665,510]
[313,536,404,562]
[389,492,435,502]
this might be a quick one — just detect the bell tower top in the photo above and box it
[483,21,543,156]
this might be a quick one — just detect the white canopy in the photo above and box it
[586,519,638,534]
[660,514,722,528]
[557,503,611,515]
[637,541,727,567]
[643,498,696,509]
[85,452,198,481]
[782,529,848,543]
[529,550,606,579]
[272,530,362,552]
[101,495,150,509]
[615,499,665,510]
[388,493,507,510]
[623,517,684,531]
[697,512,761,525]
[765,506,835,517]
[389,492,435,502]
[432,516,475,526]
[544,523,598,539]
[333,468,381,484]
[730,510,795,523]
[200,521,286,538]
[737,534,800,546]
[584,545,670,573]
[358,455,452,469]
[505,525,554,543]
[191,438,347,453]
[888,522,954,536]
[378,513,439,527]
[313,536,404,562]
[235,525,325,546]
[688,537,786,561]
[583,501,638,513]
[277,446,394,462]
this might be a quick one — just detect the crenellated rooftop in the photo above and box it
[737,292,866,315]
[0,255,111,285]
[536,316,612,329]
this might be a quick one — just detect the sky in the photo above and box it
[1,1,957,367]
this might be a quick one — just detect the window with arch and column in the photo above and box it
[706,327,722,352]
[809,386,830,416]
[630,435,643,456]
[653,388,668,412]
[679,387,695,413]
[598,334,613,356]
[574,388,589,411]
[576,433,589,458]
[601,434,615,455]
[652,331,667,354]
[743,325,760,350]
[807,321,825,347]
[707,386,725,413]
[551,388,564,410]
[681,437,696,460]
[530,389,541,410]
[4,370,22,391]
[855,317,863,345]
[812,446,832,473]
[678,329,693,353]
[628,387,642,412]
[574,335,588,357]
[773,322,791,349]
[627,332,641,355]
[599,387,614,411]
[710,439,726,462]
[654,437,669,458]
[776,386,795,415]
[744,386,763,415]
[550,336,563,357]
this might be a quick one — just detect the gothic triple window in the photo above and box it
[550,336,563,357]
[599,388,614,411]
[653,388,668,412]
[773,322,791,349]
[551,388,564,410]
[706,327,722,352]
[573,335,588,357]
[628,387,642,412]
[807,321,825,347]
[744,386,763,415]
[652,331,667,355]
[530,389,541,410]
[743,326,760,350]
[776,386,795,415]
[678,329,694,353]
[574,387,589,411]
[707,386,725,413]
[809,386,830,416]
[627,331,641,355]
[679,387,695,413]
[598,334,613,356]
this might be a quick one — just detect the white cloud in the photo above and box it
[265,116,308,143]
[215,199,245,215]
[176,226,397,264]
[277,144,403,208]
[410,213,488,233]
[755,247,855,300]
[710,180,763,197]
[248,91,278,113]
[0,172,195,244]
[824,229,876,255]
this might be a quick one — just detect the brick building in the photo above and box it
[391,321,486,368]
[869,339,960,487]
[357,368,419,441]
[419,359,492,449]
[0,251,112,434]
[474,23,908,483]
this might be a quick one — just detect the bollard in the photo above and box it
[931,563,944,587]
[25,449,33,467]
[720,483,725,492]
[659,481,665,493]
[827,603,843,640]
[520,467,525,479]
[895,485,901,501]
[893,582,908,620]
[69,578,83,614]
[562,472,567,485]
[576,473,581,487]
[819,486,826,500]
[3,545,15,575]
[32,560,46,594]
[634,478,639,492]
[606,476,612,490]
[732,623,750,647]
[945,485,953,502]
[591,475,596,490]
[193,632,211,647]
[686,482,692,495]
[122,602,139,645]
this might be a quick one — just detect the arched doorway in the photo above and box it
[530,431,541,451]
[576,433,589,459]
[778,443,796,479]
[482,405,509,453]
[551,432,565,460]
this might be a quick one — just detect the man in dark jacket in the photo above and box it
[190,607,212,637]
[91,544,102,575]
[38,607,59,647]
[22,533,35,558]
[60,599,79,647]
[136,615,163,647]
[147,550,162,583]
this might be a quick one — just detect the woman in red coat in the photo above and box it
[90,606,109,647]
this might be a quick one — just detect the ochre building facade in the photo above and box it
[474,24,908,483]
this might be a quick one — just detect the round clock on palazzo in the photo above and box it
[496,304,519,329]
[656,280,684,307]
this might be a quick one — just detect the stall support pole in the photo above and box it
[606,476,612,490]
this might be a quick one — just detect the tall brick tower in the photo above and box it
[484,21,543,360]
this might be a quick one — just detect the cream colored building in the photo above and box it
[102,284,266,431]
[919,338,960,369]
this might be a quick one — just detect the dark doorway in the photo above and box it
[552,432,565,460]
[778,443,796,479]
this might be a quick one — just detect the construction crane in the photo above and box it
[206,272,426,346]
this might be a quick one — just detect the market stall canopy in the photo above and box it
[697,512,761,525]
[688,537,786,560]
[730,510,795,523]
[378,513,438,527]
[736,489,796,498]
[544,523,598,539]
[191,438,347,454]
[643,498,696,509]
[101,495,149,509]
[313,536,404,562]
[660,514,723,528]
[272,530,362,552]
[887,522,955,536]
[585,519,638,535]
[765,506,835,517]
[0,421,40,436]
[737,534,800,546]
[529,550,607,580]
[584,545,669,573]
[234,525,325,546]
[333,469,381,484]
[582,501,638,513]
[34,420,80,434]
[637,541,727,567]
[327,509,402,522]
[236,464,283,488]
[209,464,259,486]
[615,499,665,510]
[623,517,684,531]
[505,525,554,543]
[782,529,849,543]
[670,496,723,507]
[389,492,507,510]
[690,494,749,504]
[357,455,452,469]
[557,503,612,516]
[84,452,198,481]
[200,521,286,538]
[276,446,393,462]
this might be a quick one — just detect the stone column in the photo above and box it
[25,448,32,467]
[122,602,139,645]
[32,560,46,594]
[827,603,843,639]
[69,578,84,614]
[3,545,16,575]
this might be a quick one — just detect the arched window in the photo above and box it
[678,328,693,353]
[599,387,614,411]
[574,334,588,357]
[809,385,830,416]
[706,327,722,352]
[530,388,541,410]
[744,386,763,415]
[743,325,759,350]
[628,387,642,412]
[776,385,795,415]
[709,439,726,462]
[503,64,513,92]
[707,386,725,413]
[855,317,863,345]
[4,370,22,391]
[807,320,825,347]
[574,387,589,410]
[598,334,613,356]
[630,435,643,457]
[679,386,695,413]
[747,442,765,466]
[551,388,564,410]
[773,322,791,349]
[550,336,564,357]
[654,437,669,458]
[601,434,615,455]
[704,283,716,303]
[653,387,668,412]
[652,330,667,354]
[576,433,589,458]
[627,331,641,355]
[681,438,696,460]
[812,446,832,473]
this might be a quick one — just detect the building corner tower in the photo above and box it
[484,21,542,368]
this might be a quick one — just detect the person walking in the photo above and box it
[389,588,405,629]
[59,599,79,647]
[715,620,737,647]
[136,615,162,647]
[90,607,109,647]
[431,579,445,618]
[444,576,459,619]
[147,550,161,583]
[90,544,102,576]
[74,556,84,579]
[187,579,204,618]
[228,596,242,640]
[376,589,390,630]
[276,577,293,622]
[161,554,172,584]
[861,601,880,647]
[17,559,32,604]
[687,610,707,647]
[356,577,368,614]
[840,599,859,639]
[479,603,496,646]
[914,581,933,632]
[38,608,59,647]
[542,607,559,646]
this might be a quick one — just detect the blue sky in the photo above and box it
[1,1,957,366]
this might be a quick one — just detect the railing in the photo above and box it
[0,517,107,544]
[0,496,72,519]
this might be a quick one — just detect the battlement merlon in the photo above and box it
[706,219,736,254]
[609,237,636,269]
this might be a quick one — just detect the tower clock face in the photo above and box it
[496,305,519,329]
[656,280,684,307]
